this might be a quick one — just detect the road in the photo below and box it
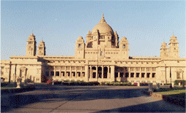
[1,85,185,112]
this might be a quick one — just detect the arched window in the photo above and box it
[123,44,125,48]
[78,44,81,48]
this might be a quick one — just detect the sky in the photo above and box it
[1,1,186,60]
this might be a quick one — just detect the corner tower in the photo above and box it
[26,33,36,56]
[160,42,168,58]
[75,36,85,59]
[119,37,129,59]
[169,35,179,58]
[37,40,46,56]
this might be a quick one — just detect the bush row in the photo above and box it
[52,81,134,86]
[174,80,186,85]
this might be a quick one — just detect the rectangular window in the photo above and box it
[147,73,150,78]
[115,73,118,78]
[72,72,75,77]
[56,71,59,76]
[120,73,123,77]
[131,73,134,78]
[51,71,54,76]
[125,73,129,78]
[142,73,145,78]
[136,73,139,78]
[152,73,155,78]
[82,72,85,77]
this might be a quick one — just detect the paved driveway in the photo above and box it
[1,85,185,112]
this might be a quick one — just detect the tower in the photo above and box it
[75,36,85,59]
[119,37,129,59]
[37,40,46,56]
[169,35,179,58]
[160,42,168,58]
[86,31,93,48]
[26,33,36,56]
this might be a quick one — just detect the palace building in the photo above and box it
[1,15,186,84]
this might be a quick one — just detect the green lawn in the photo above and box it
[1,87,16,89]
[155,88,186,99]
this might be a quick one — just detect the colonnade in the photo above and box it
[88,66,111,79]
[48,66,85,79]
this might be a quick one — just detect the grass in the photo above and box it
[1,87,16,89]
[154,88,186,99]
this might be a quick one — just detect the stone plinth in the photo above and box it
[148,83,153,92]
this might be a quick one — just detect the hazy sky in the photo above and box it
[1,1,185,60]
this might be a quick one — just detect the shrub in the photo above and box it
[174,80,186,85]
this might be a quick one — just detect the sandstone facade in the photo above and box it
[1,15,186,83]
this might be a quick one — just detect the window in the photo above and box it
[100,36,104,39]
[51,71,54,76]
[131,73,134,77]
[78,44,81,48]
[147,73,150,78]
[56,71,59,76]
[125,73,129,78]
[123,44,125,48]
[177,72,181,79]
[142,73,145,78]
[152,73,155,78]
[136,73,139,78]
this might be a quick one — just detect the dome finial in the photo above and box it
[100,14,106,23]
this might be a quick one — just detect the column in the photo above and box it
[145,67,147,82]
[54,66,56,77]
[107,66,109,79]
[118,72,120,78]
[110,66,115,81]
[128,67,131,78]
[90,66,92,78]
[75,67,77,78]
[139,67,141,80]
[134,68,136,79]
[59,66,61,78]
[13,64,16,82]
[96,66,98,79]
[65,66,67,77]
[81,67,82,78]
[70,66,72,78]
[150,69,152,79]
[85,65,89,82]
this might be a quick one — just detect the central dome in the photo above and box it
[92,14,114,34]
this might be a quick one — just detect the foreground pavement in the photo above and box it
[1,85,185,112]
